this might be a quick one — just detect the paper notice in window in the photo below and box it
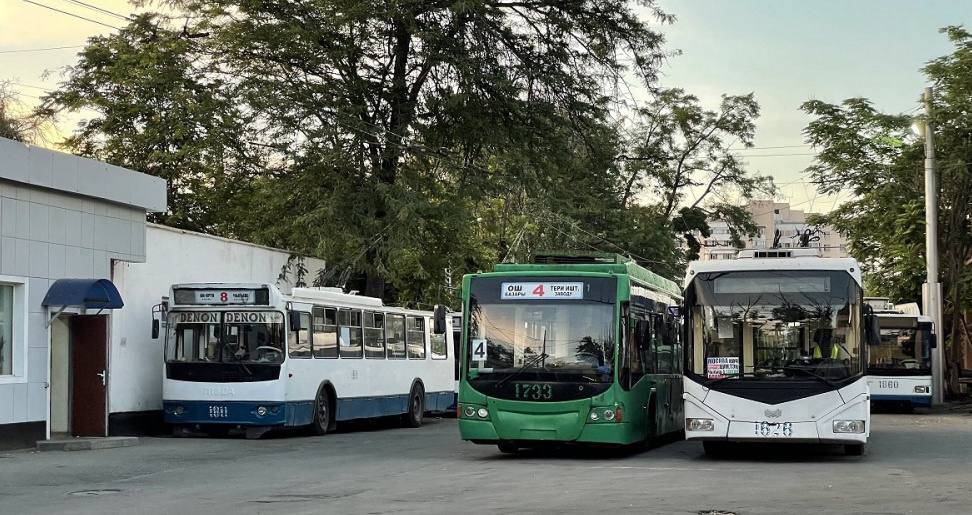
[706,357,740,379]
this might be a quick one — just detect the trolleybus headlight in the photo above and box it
[462,406,476,418]
[171,405,185,416]
[256,406,268,417]
[476,408,489,419]
[833,420,866,433]
[603,409,615,421]
[914,385,930,393]
[589,411,599,422]
[687,418,714,431]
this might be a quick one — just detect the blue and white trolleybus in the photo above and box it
[155,283,455,437]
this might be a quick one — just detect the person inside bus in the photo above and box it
[810,328,839,360]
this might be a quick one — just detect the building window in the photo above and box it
[0,285,13,375]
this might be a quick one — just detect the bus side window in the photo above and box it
[289,312,312,358]
[386,314,406,359]
[312,306,338,358]
[339,309,363,358]
[364,311,385,359]
[407,316,427,359]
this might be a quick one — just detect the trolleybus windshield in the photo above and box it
[868,319,931,375]
[165,311,286,364]
[687,270,863,382]
[467,277,616,384]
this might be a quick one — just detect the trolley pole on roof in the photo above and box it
[917,86,945,405]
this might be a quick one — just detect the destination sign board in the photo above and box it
[500,282,584,300]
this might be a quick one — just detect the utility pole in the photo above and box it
[920,86,945,405]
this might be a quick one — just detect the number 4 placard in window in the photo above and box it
[500,282,584,300]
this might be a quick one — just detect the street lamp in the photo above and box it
[913,86,944,405]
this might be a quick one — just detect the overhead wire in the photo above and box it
[59,0,132,21]
[20,0,122,30]
[0,44,84,54]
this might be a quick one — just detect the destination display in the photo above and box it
[173,287,269,305]
[500,282,584,300]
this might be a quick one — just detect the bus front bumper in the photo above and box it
[683,393,869,445]
[164,400,311,426]
[458,409,644,446]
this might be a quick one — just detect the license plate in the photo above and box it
[208,405,229,418]
[754,421,793,437]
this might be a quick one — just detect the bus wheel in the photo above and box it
[497,442,519,454]
[311,391,331,436]
[844,443,865,456]
[402,384,425,428]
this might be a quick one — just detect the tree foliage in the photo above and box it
[802,27,972,387]
[39,1,773,306]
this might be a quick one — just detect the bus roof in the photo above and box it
[491,259,681,299]
[685,256,863,287]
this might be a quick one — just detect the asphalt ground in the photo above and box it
[1,410,970,514]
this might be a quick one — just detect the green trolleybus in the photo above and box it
[456,253,684,453]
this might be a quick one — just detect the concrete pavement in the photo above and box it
[1,412,970,514]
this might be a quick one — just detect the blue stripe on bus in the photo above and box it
[165,392,456,427]
[871,394,932,407]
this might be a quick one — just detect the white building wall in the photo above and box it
[108,224,325,415]
[0,137,165,448]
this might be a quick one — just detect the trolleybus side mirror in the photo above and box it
[919,321,937,348]
[289,311,301,332]
[433,305,447,335]
[151,301,167,340]
[864,305,880,345]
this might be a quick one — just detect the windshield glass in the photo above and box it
[687,270,863,382]
[165,311,286,364]
[869,318,931,373]
[467,277,616,383]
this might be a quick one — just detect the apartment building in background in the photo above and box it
[699,200,850,261]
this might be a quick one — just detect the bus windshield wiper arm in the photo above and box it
[782,366,838,387]
[495,352,549,388]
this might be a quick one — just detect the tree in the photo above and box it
[802,27,972,391]
[622,88,774,261]
[37,14,263,234]
[158,0,674,298]
[0,82,44,143]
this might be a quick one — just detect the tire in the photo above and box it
[844,443,865,456]
[497,441,519,454]
[702,441,730,457]
[311,390,331,436]
[402,383,425,428]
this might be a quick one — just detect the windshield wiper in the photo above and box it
[782,366,838,387]
[495,352,549,388]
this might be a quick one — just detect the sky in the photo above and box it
[2,0,971,213]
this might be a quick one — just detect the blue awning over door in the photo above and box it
[42,279,124,310]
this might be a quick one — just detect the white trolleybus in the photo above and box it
[681,248,878,456]
[865,299,935,409]
[153,283,455,437]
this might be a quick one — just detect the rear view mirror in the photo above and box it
[865,309,881,345]
[289,311,301,332]
[151,301,167,340]
[920,322,937,349]
[433,305,447,335]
